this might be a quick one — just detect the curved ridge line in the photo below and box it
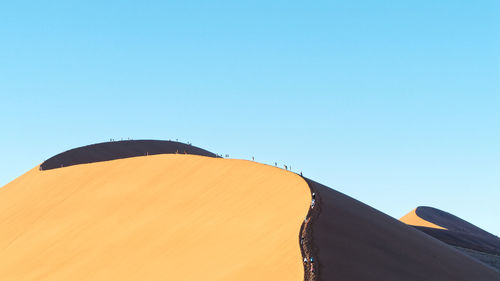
[400,208,447,230]
[39,140,220,171]
[299,176,320,281]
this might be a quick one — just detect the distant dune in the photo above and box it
[401,206,500,271]
[400,207,500,270]
[0,140,498,280]
[402,206,498,239]
[401,206,500,255]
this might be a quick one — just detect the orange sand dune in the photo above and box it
[0,155,310,281]
[400,208,446,229]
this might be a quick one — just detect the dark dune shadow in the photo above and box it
[413,226,500,256]
[304,178,500,281]
[40,140,219,170]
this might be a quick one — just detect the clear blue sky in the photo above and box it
[1,1,499,235]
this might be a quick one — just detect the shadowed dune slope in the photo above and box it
[305,179,500,281]
[412,227,500,256]
[40,140,219,170]
[0,155,310,281]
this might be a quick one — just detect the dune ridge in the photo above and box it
[40,140,218,170]
[298,184,320,281]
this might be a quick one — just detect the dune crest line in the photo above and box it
[299,177,320,281]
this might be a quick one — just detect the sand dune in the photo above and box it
[1,140,499,280]
[0,154,310,281]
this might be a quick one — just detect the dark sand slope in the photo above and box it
[40,140,218,170]
[304,179,500,281]
[413,226,500,256]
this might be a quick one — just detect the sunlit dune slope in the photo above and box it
[400,208,446,229]
[0,154,310,281]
